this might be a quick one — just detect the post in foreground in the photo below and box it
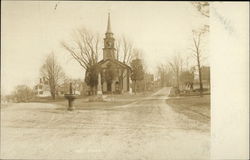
[64,83,77,111]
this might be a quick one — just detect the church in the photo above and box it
[97,14,131,94]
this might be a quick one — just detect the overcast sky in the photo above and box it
[1,1,209,94]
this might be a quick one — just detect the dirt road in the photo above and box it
[1,87,210,159]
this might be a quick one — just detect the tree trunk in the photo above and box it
[176,72,180,90]
[50,86,56,100]
[50,90,55,100]
[197,56,203,96]
[52,93,55,100]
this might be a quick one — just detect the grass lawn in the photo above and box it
[166,95,210,124]
[29,90,156,110]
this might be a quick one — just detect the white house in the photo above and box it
[34,77,51,97]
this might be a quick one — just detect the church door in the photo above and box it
[107,82,112,92]
[115,82,119,93]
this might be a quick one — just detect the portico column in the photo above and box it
[129,77,133,95]
[97,73,103,95]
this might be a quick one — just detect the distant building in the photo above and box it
[34,77,82,97]
[59,79,83,96]
[34,77,51,97]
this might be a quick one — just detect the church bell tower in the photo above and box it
[103,13,116,60]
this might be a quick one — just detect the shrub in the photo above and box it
[11,85,36,103]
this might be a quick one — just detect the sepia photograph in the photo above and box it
[1,1,248,160]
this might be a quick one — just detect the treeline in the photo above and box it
[157,25,210,96]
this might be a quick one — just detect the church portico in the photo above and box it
[98,60,131,94]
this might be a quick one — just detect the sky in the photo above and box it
[1,1,209,95]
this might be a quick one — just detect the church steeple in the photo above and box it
[103,13,116,60]
[106,13,112,33]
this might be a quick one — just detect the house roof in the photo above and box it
[97,59,131,70]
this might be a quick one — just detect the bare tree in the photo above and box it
[190,25,209,95]
[115,38,121,61]
[61,28,101,94]
[191,2,209,18]
[190,1,209,95]
[116,37,144,93]
[168,53,183,90]
[115,36,134,65]
[40,53,65,100]
[157,64,167,87]
[61,28,101,70]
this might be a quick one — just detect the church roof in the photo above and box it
[97,59,131,70]
[106,13,112,33]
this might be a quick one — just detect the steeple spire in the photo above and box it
[106,13,112,33]
[103,12,115,60]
